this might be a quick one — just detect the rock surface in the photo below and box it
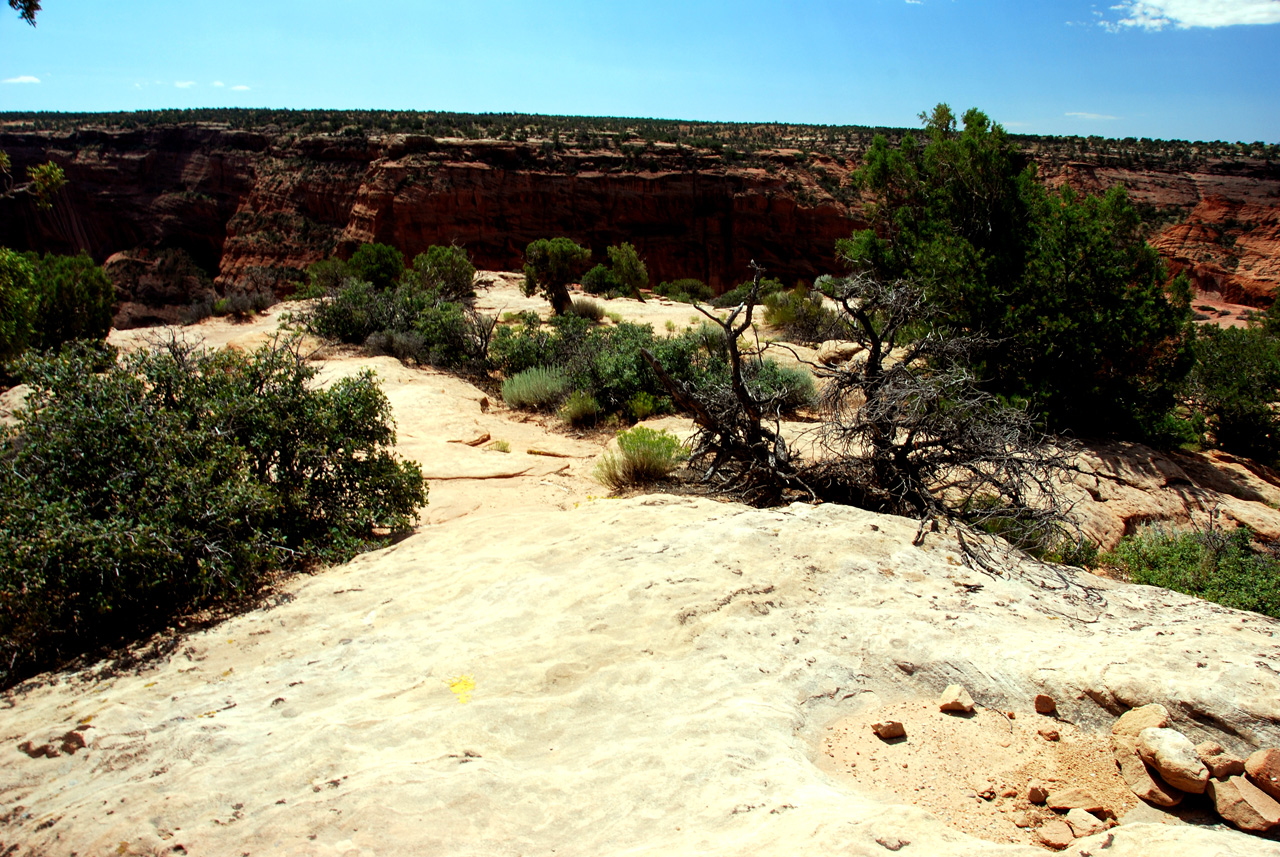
[1196,741,1246,780]
[1209,776,1280,833]
[1245,748,1280,800]
[1136,728,1210,794]
[939,684,976,714]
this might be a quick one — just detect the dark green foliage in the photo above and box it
[346,243,405,290]
[405,244,476,304]
[558,390,601,426]
[581,264,621,297]
[654,278,714,304]
[304,258,350,295]
[0,338,427,685]
[1187,324,1280,466]
[522,238,591,314]
[841,105,1193,439]
[1102,520,1280,618]
[24,252,116,351]
[606,242,649,297]
[0,248,35,364]
[712,277,785,308]
[762,285,846,344]
[305,247,493,371]
[745,359,817,412]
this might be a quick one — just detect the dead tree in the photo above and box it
[644,267,1077,552]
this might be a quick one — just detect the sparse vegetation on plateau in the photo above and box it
[594,426,688,491]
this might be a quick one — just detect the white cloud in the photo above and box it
[1066,111,1121,120]
[2,75,40,84]
[230,84,250,91]
[1106,0,1280,30]
[212,81,225,88]
[175,80,196,89]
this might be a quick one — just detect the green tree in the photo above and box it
[0,248,35,363]
[26,252,116,350]
[522,237,590,315]
[405,244,476,303]
[346,242,405,290]
[840,105,1192,439]
[1187,324,1280,466]
[606,242,649,298]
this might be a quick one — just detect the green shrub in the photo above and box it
[746,360,817,413]
[569,297,606,321]
[559,390,601,426]
[654,278,714,304]
[406,245,476,304]
[523,237,591,314]
[594,426,688,491]
[1101,521,1280,618]
[501,366,570,410]
[606,242,649,297]
[0,248,35,364]
[711,276,785,308]
[26,252,117,351]
[1187,324,1280,466]
[347,242,404,290]
[626,391,667,421]
[303,258,349,295]
[0,338,427,686]
[763,286,845,344]
[581,264,621,296]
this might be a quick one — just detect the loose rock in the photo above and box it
[1047,787,1105,815]
[1065,807,1107,838]
[1034,694,1057,715]
[1028,780,1049,804]
[1115,751,1184,808]
[1196,741,1246,780]
[1208,775,1280,833]
[1112,703,1170,739]
[870,720,905,740]
[1245,748,1280,801]
[938,684,975,714]
[1137,727,1210,794]
[1039,726,1061,741]
[1037,819,1075,850]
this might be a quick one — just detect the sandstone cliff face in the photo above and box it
[2,124,1278,310]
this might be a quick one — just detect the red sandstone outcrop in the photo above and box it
[2,123,1277,316]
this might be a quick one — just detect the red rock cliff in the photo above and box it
[2,124,1278,308]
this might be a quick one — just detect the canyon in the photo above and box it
[1,120,1277,324]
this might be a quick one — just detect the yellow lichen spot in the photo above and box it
[143,681,157,688]
[448,674,476,704]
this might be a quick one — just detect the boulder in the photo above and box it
[1208,775,1280,834]
[1037,819,1075,850]
[1196,741,1246,780]
[1112,703,1170,740]
[1137,727,1210,794]
[1065,808,1107,838]
[816,340,862,366]
[938,684,975,714]
[1114,750,1184,807]
[1245,748,1280,801]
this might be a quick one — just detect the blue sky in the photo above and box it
[2,1,1278,142]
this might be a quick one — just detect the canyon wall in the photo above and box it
[1,124,1277,310]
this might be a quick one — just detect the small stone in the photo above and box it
[1065,807,1106,838]
[1011,812,1032,828]
[1000,787,1018,798]
[58,730,87,755]
[1195,741,1245,780]
[1037,819,1075,850]
[16,740,59,759]
[1112,703,1169,739]
[978,786,996,801]
[1136,727,1210,794]
[1245,748,1280,801]
[871,720,905,740]
[874,836,909,851]
[939,684,975,714]
[1208,775,1280,833]
[1028,780,1050,804]
[1039,727,1061,742]
[1035,694,1057,715]
[1047,787,1105,815]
